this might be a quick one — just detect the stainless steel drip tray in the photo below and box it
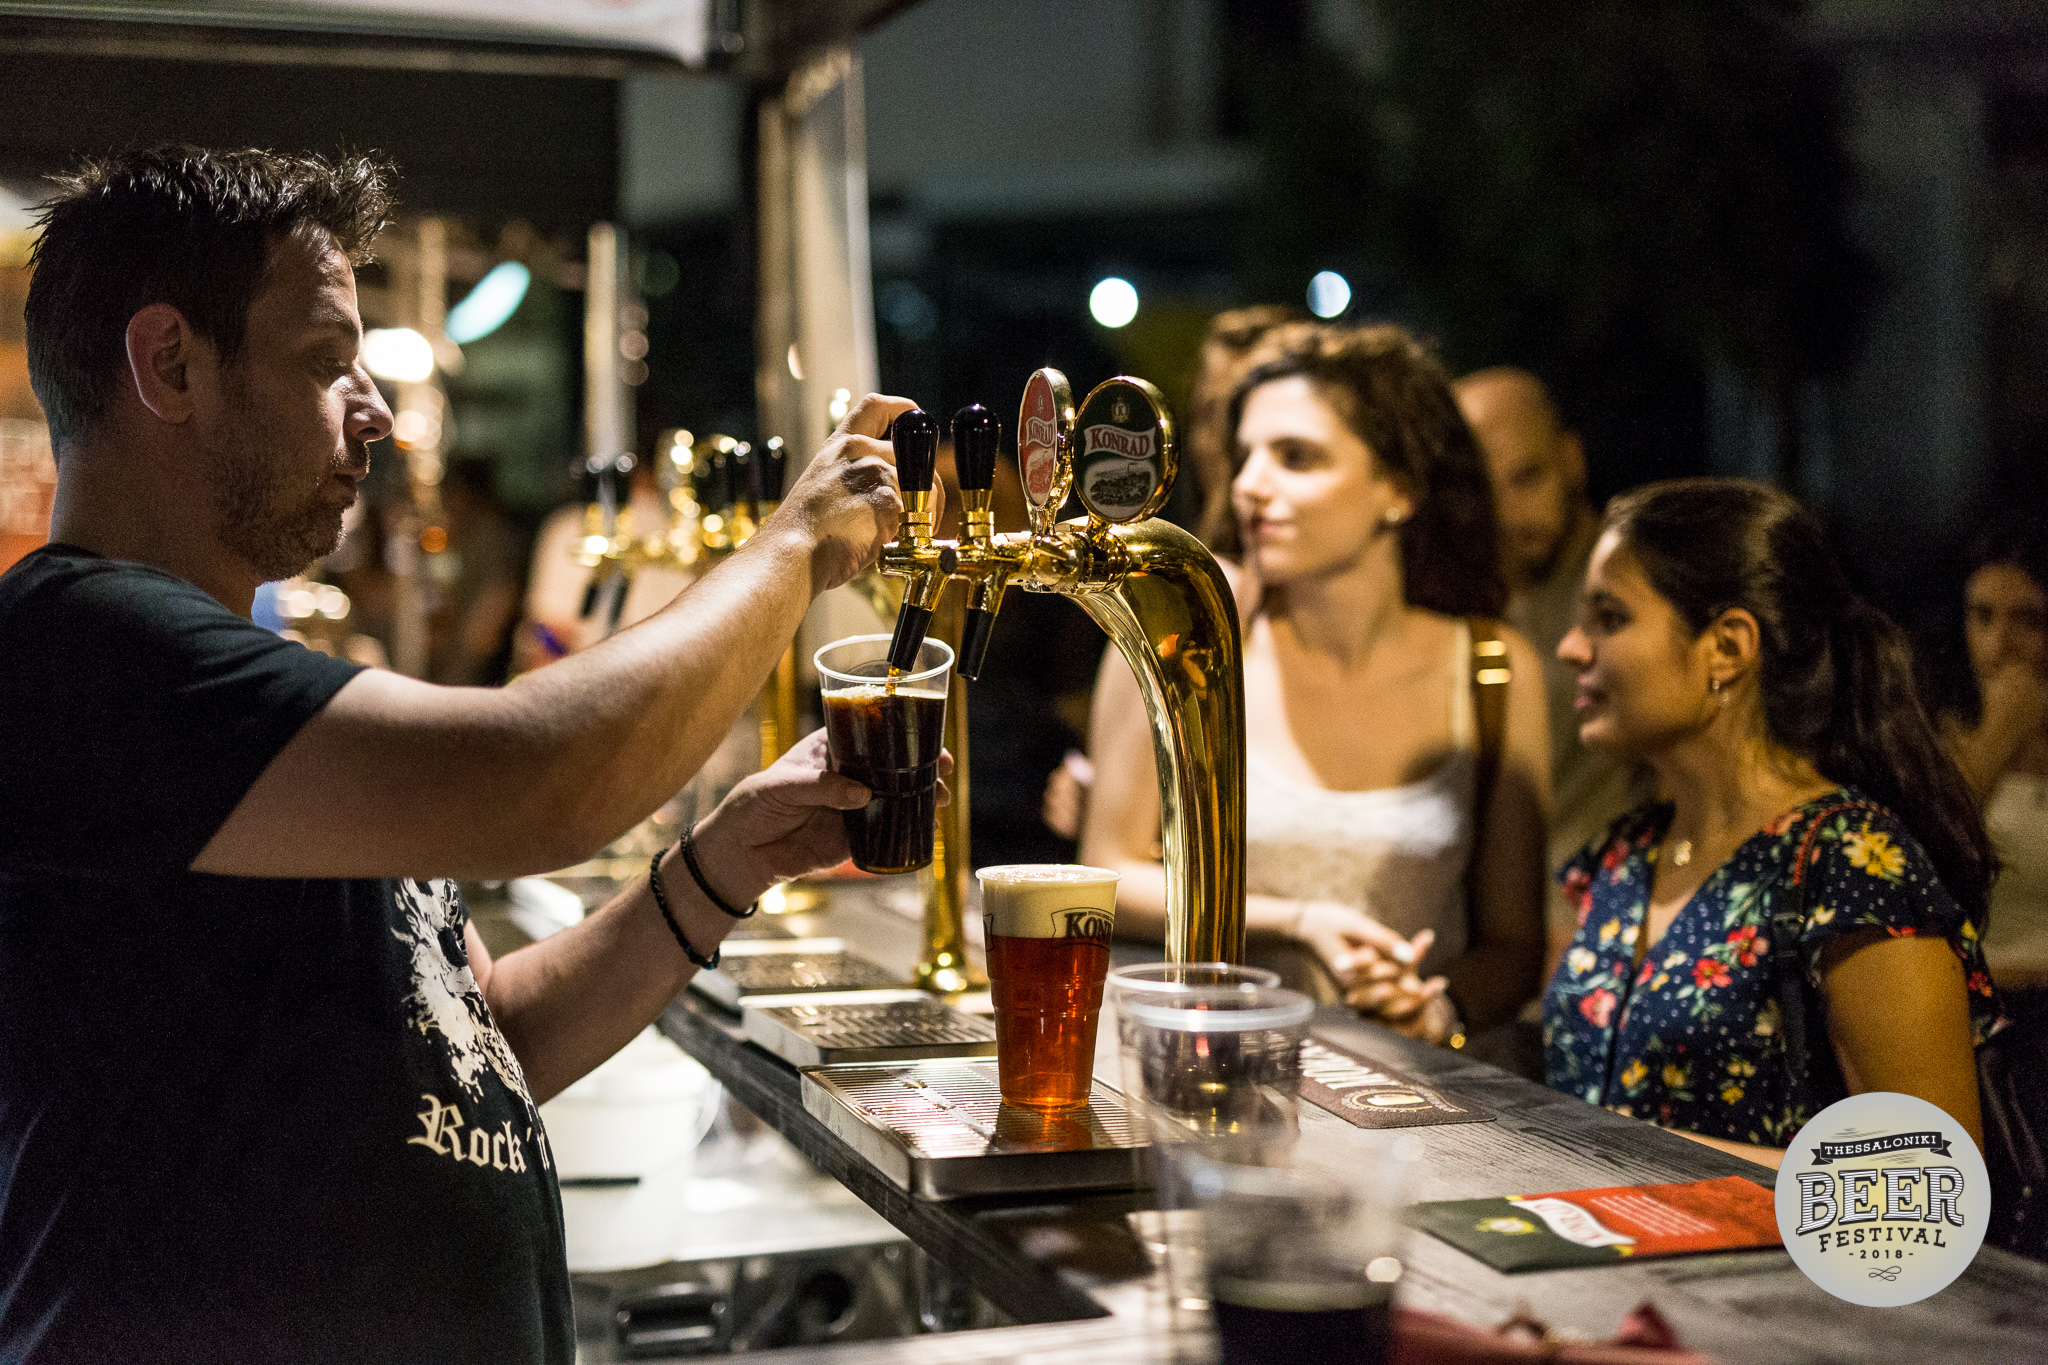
[690,939,910,1011]
[743,991,997,1067]
[801,1058,1149,1200]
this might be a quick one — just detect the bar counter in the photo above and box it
[643,886,2048,1364]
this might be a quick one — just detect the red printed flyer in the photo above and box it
[1409,1175,1783,1273]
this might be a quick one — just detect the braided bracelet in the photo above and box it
[649,846,720,971]
[678,825,758,919]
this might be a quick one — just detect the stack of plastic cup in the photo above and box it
[1107,964,1315,1349]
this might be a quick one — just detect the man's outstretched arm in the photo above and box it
[467,729,897,1103]
[192,394,917,881]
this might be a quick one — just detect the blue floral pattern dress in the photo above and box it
[1542,789,2000,1147]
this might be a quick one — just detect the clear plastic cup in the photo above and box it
[1123,984,1315,1155]
[1106,962,1283,1128]
[814,634,953,874]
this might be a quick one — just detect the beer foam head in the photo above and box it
[828,683,947,704]
[977,863,1118,940]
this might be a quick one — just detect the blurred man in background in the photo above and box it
[1456,367,1644,974]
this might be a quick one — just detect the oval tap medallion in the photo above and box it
[1017,368,1074,512]
[1073,376,1175,524]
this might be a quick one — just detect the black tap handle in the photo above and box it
[606,452,636,504]
[736,441,765,507]
[760,437,788,501]
[887,603,935,675]
[606,573,632,631]
[714,445,737,516]
[958,607,999,681]
[952,404,999,493]
[891,408,940,500]
[579,571,606,621]
[689,447,718,508]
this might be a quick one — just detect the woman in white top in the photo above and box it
[1943,521,2048,1009]
[1082,322,1551,1044]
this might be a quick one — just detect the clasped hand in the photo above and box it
[1296,901,1454,1043]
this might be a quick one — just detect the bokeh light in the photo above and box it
[1089,276,1139,329]
[1307,270,1352,319]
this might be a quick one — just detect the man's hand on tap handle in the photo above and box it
[690,729,955,903]
[768,394,943,595]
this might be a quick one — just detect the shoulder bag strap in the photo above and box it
[1466,617,1511,838]
[1769,799,1882,1111]
[1462,619,1512,969]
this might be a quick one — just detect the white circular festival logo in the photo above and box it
[1775,1091,1988,1306]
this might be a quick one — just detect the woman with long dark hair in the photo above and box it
[1085,322,1551,1044]
[1545,479,1997,1163]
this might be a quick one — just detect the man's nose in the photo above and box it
[349,370,395,445]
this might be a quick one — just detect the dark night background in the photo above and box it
[4,0,2045,855]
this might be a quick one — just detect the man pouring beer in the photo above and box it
[0,147,930,1363]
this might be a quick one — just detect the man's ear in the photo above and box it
[124,303,201,425]
[1559,430,1587,500]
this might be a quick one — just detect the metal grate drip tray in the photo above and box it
[690,939,910,1010]
[802,1057,1149,1199]
[744,992,996,1066]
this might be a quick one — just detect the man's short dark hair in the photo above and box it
[25,146,394,451]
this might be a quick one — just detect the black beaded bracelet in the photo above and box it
[678,825,758,919]
[649,846,719,971]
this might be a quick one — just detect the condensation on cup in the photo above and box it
[977,864,1120,1112]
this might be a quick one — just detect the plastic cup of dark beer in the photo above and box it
[977,864,1120,1112]
[814,634,954,875]
[1191,1147,1414,1365]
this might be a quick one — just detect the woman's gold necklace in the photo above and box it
[1670,839,1693,868]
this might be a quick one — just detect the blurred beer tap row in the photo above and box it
[571,431,789,633]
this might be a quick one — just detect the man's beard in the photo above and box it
[207,377,355,582]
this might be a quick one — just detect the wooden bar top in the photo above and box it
[656,890,2048,1364]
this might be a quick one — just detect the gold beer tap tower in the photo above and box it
[880,370,1247,970]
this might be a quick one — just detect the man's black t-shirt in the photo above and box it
[0,546,572,1363]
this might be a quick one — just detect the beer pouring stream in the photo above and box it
[878,371,1248,966]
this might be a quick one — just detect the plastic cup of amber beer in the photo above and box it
[815,634,953,874]
[977,864,1120,1111]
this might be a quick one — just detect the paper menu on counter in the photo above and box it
[1409,1174,1782,1272]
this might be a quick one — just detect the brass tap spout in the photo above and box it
[576,452,637,627]
[948,404,1008,680]
[879,408,954,672]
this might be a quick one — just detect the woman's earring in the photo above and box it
[1381,507,1409,529]
[1710,677,1729,706]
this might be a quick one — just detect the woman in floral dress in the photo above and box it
[1543,479,1998,1167]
